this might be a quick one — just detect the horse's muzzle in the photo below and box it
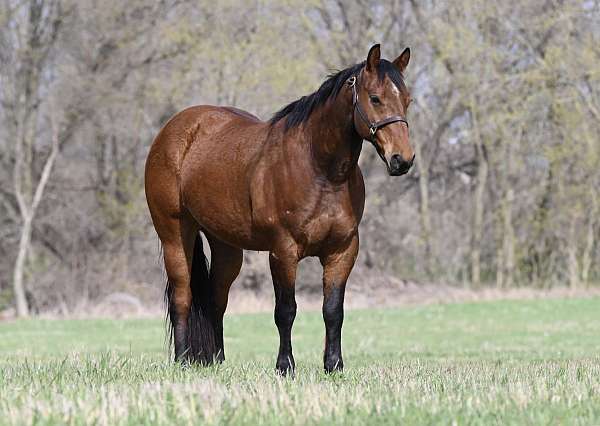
[388,154,414,176]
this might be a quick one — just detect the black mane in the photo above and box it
[270,59,405,131]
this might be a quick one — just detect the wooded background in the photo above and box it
[1,0,599,316]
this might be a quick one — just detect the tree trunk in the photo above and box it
[580,191,597,287]
[13,216,33,317]
[567,215,579,290]
[470,100,488,289]
[414,137,434,278]
[11,114,59,317]
[495,227,504,289]
[502,187,516,287]
[497,135,516,288]
[471,154,488,289]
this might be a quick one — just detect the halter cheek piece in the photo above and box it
[347,75,408,143]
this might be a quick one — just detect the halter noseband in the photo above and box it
[347,75,408,142]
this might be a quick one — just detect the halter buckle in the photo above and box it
[347,76,356,87]
[369,126,377,136]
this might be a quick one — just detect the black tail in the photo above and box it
[165,233,216,364]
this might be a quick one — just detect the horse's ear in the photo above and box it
[366,44,381,72]
[393,47,410,73]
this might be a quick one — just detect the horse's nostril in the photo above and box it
[390,154,409,167]
[389,154,413,175]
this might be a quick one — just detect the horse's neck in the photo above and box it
[307,97,363,183]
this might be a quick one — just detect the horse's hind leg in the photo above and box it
[206,235,243,362]
[160,213,199,362]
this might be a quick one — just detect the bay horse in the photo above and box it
[145,44,414,375]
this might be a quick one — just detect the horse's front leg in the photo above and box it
[320,235,359,373]
[269,248,299,376]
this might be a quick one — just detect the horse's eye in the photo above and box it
[369,95,381,105]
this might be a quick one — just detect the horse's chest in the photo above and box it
[288,199,358,256]
[250,163,363,254]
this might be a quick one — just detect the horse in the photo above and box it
[144,43,414,375]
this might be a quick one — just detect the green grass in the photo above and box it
[1,298,600,425]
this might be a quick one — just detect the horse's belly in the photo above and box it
[181,171,267,250]
[180,152,266,249]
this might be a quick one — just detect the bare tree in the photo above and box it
[1,0,63,316]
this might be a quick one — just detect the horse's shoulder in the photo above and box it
[348,166,366,222]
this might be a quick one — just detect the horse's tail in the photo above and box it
[165,233,216,364]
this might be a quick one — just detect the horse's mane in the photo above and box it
[270,59,405,131]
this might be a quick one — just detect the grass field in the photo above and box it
[1,298,600,425]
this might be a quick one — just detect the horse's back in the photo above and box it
[221,106,261,122]
[147,104,265,175]
[153,105,261,149]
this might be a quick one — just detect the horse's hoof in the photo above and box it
[214,349,225,364]
[276,356,295,377]
[276,366,295,378]
[174,357,192,369]
[324,357,344,373]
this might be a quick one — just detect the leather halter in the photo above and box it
[347,75,408,142]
